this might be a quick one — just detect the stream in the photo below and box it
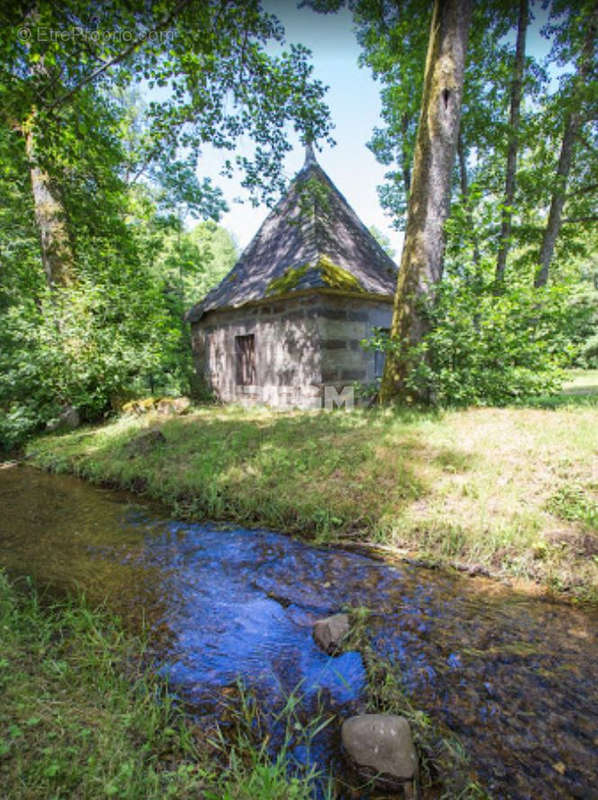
[1,464,596,799]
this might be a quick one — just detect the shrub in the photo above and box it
[364,282,578,406]
[0,281,182,451]
[580,333,598,368]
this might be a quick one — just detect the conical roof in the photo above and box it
[185,147,398,322]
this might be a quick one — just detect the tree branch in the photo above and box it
[565,182,598,199]
[45,0,192,114]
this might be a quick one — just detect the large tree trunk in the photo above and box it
[534,2,597,288]
[379,0,472,404]
[495,0,528,289]
[24,114,75,290]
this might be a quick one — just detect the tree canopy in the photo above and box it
[0,0,332,448]
[1,0,596,446]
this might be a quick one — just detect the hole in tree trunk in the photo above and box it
[442,88,450,109]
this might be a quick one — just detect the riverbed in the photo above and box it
[1,463,596,798]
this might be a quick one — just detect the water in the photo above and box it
[1,464,597,799]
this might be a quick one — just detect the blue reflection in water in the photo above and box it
[4,464,598,799]
[111,512,598,800]
[139,523,369,706]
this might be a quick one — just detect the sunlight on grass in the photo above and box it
[27,377,598,603]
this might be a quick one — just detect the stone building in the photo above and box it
[185,146,398,409]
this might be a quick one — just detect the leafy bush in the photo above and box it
[580,333,598,368]
[0,280,182,451]
[364,282,581,406]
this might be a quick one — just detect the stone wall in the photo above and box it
[190,292,392,409]
[316,294,392,385]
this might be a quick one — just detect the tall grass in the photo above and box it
[0,572,332,799]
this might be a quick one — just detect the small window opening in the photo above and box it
[235,334,256,385]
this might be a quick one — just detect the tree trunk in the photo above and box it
[495,0,528,289]
[379,0,472,404]
[534,2,597,288]
[24,114,74,289]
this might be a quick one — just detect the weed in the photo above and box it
[547,485,598,531]
[0,572,333,799]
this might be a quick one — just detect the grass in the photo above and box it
[26,370,598,604]
[528,368,598,408]
[0,572,331,800]
[0,571,487,799]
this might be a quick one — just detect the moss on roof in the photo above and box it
[265,256,364,297]
[185,149,398,323]
[317,255,363,291]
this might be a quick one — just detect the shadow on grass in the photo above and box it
[34,407,474,542]
[525,391,598,410]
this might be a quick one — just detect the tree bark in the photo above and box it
[24,114,74,289]
[379,0,472,403]
[534,1,597,288]
[495,0,528,289]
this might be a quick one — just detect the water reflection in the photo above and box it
[1,464,597,799]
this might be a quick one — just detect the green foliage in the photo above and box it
[0,2,333,203]
[548,485,598,532]
[0,277,179,450]
[0,1,333,449]
[0,572,331,799]
[0,196,240,450]
[581,334,598,368]
[364,281,586,406]
[182,220,239,302]
[355,0,596,281]
[368,224,395,259]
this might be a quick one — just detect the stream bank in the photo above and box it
[1,463,597,798]
[24,404,598,605]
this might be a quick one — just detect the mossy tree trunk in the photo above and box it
[24,113,74,290]
[379,0,472,404]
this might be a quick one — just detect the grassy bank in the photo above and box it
[26,374,598,603]
[2,571,491,799]
[0,572,331,800]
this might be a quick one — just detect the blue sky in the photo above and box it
[197,3,403,256]
[196,1,553,259]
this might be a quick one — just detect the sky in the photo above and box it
[197,2,404,257]
[195,1,554,259]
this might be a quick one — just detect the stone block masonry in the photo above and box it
[190,292,392,409]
